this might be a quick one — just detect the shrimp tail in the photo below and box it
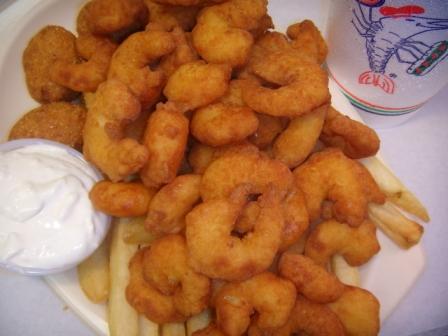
[358,70,395,94]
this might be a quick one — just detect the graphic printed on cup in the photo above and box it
[327,0,448,115]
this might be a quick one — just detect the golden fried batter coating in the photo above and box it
[278,253,344,303]
[8,102,86,149]
[249,113,286,149]
[186,185,284,281]
[287,20,328,64]
[153,0,226,5]
[140,102,189,188]
[193,323,225,336]
[164,61,231,111]
[192,0,268,68]
[214,272,296,336]
[144,0,199,31]
[293,148,385,226]
[108,29,176,109]
[126,235,210,323]
[328,286,380,336]
[191,103,259,147]
[145,174,201,235]
[321,106,380,159]
[89,180,156,217]
[23,25,79,103]
[305,219,380,267]
[83,79,149,181]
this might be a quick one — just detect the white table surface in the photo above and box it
[0,0,447,335]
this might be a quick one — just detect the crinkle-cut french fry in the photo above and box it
[331,254,361,287]
[77,232,111,303]
[139,316,159,336]
[109,218,140,336]
[361,156,430,222]
[368,202,424,249]
[121,216,157,245]
[162,322,186,336]
[186,309,212,336]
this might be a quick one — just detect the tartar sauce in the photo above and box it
[0,141,109,274]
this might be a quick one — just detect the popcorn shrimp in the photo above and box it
[108,29,176,109]
[140,102,189,188]
[287,20,328,64]
[305,219,380,267]
[186,185,285,281]
[293,148,385,227]
[83,79,149,181]
[192,0,268,68]
[126,235,210,323]
[214,272,296,336]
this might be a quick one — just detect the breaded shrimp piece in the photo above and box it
[153,0,226,5]
[192,0,268,68]
[293,148,385,226]
[273,104,328,168]
[191,103,259,147]
[8,102,86,149]
[140,102,189,188]
[144,0,199,31]
[186,185,285,281]
[287,20,328,64]
[249,113,286,149]
[164,60,231,112]
[50,35,118,93]
[145,174,201,235]
[200,150,293,201]
[126,235,210,323]
[108,29,176,109]
[193,323,225,336]
[83,0,148,36]
[328,286,380,336]
[23,26,79,103]
[83,79,149,181]
[89,180,156,217]
[278,253,344,303]
[214,272,296,336]
[305,219,380,267]
[320,106,380,159]
[242,52,330,117]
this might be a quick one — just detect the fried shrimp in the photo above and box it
[328,286,380,336]
[320,106,380,159]
[200,150,293,201]
[242,52,330,117]
[108,29,176,109]
[293,148,385,226]
[50,35,118,93]
[23,25,79,103]
[278,253,344,303]
[145,0,199,31]
[249,113,286,149]
[83,79,149,181]
[83,0,148,36]
[89,180,156,217]
[145,174,201,235]
[214,272,296,336]
[305,219,380,266]
[192,0,269,68]
[191,103,259,147]
[287,20,328,64]
[126,235,210,323]
[164,61,232,111]
[186,185,284,281]
[8,102,86,149]
[153,0,226,6]
[273,104,328,168]
[140,102,189,188]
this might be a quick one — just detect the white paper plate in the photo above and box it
[0,1,424,335]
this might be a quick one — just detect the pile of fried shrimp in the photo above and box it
[11,0,431,335]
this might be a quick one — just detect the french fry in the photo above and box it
[121,216,157,245]
[108,218,140,336]
[361,156,430,222]
[331,254,361,287]
[368,202,424,249]
[139,316,159,336]
[77,232,111,303]
[186,309,212,336]
[162,322,186,336]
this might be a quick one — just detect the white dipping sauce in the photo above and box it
[0,142,109,274]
